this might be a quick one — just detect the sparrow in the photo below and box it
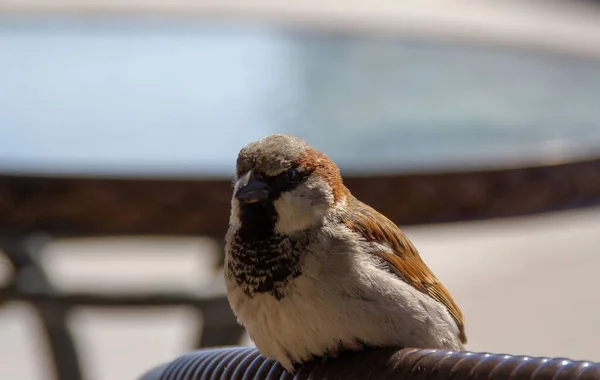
[224,134,466,372]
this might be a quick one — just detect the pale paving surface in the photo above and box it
[2,0,600,59]
[1,206,599,380]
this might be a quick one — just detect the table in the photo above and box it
[1,17,600,380]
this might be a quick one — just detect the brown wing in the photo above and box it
[344,197,467,344]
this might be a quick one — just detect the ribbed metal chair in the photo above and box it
[139,346,600,380]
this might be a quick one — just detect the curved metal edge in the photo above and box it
[2,156,600,237]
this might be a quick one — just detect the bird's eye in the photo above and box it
[284,168,298,183]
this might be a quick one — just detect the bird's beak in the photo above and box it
[234,171,271,203]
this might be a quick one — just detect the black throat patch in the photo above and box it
[228,201,307,300]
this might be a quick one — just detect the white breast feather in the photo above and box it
[225,227,461,372]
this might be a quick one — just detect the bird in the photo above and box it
[224,134,466,372]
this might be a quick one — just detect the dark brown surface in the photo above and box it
[140,346,600,380]
[1,157,600,238]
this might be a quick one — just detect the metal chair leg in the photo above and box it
[193,297,246,349]
[0,236,84,380]
[192,239,246,349]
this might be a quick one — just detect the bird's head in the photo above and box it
[230,134,348,236]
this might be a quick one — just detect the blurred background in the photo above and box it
[1,1,600,379]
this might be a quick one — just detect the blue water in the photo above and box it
[1,18,600,177]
